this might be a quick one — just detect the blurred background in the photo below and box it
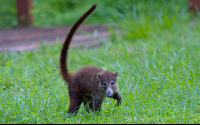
[0,0,200,27]
[0,0,200,51]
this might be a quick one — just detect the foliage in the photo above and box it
[31,0,190,27]
[110,0,191,40]
[31,0,136,26]
[0,0,191,28]
[0,0,17,28]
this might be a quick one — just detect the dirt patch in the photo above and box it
[0,24,110,52]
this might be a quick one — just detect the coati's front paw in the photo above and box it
[115,99,122,107]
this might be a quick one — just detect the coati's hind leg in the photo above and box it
[67,95,83,114]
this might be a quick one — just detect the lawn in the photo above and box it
[0,0,200,124]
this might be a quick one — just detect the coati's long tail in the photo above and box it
[60,4,97,84]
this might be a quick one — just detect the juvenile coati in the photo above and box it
[59,4,122,114]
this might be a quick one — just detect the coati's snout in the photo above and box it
[97,70,118,97]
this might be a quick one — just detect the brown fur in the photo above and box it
[59,4,122,114]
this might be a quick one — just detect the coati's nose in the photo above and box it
[106,90,113,97]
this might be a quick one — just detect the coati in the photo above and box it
[59,4,122,114]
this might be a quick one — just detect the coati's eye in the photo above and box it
[111,81,115,86]
[102,82,106,87]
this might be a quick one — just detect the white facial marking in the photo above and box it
[102,82,107,88]
[111,81,115,86]
[114,83,118,93]
[106,87,113,97]
[97,73,101,88]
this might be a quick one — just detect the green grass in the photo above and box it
[1,22,200,123]
[1,0,200,124]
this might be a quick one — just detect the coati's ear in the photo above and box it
[97,73,102,79]
[113,71,118,76]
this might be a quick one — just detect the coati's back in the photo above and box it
[69,66,103,94]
